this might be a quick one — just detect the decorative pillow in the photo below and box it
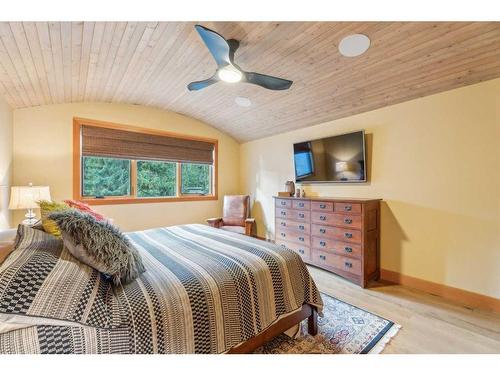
[37,200,70,238]
[48,209,145,285]
[63,199,106,221]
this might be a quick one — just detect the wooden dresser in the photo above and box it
[274,196,381,287]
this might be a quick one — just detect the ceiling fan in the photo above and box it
[187,25,293,92]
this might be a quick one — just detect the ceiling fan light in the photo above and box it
[218,66,243,83]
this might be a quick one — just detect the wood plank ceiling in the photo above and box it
[0,22,499,142]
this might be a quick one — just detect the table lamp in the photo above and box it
[8,183,51,226]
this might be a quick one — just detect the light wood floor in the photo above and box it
[308,266,500,353]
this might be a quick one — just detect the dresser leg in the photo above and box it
[308,307,318,335]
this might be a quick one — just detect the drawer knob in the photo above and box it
[319,255,326,261]
[320,241,326,247]
[281,233,286,237]
[298,249,304,254]
[281,201,286,205]
[344,232,353,239]
[345,262,353,268]
[344,218,352,224]
[320,215,326,221]
[344,205,352,211]
[299,225,305,230]
[319,228,326,234]
[281,211,286,216]
[299,203,304,207]
[281,222,286,226]
[299,237,304,242]
[319,204,326,209]
[299,213,305,218]
[344,247,352,253]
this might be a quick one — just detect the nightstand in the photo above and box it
[0,228,17,265]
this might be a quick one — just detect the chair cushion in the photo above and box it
[222,195,249,227]
[220,225,245,234]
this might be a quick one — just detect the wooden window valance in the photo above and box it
[81,124,215,164]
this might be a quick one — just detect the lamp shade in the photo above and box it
[8,185,51,210]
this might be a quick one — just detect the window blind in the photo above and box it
[81,125,215,164]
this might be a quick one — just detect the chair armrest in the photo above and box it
[206,218,223,228]
[244,218,256,237]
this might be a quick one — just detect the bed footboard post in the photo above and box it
[308,306,318,336]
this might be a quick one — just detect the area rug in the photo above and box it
[255,292,401,354]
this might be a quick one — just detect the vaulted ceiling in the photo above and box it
[0,22,499,142]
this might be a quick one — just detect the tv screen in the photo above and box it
[293,131,366,183]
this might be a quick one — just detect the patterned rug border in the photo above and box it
[319,291,401,354]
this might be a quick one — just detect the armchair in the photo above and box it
[206,195,256,236]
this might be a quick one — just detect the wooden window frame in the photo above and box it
[73,117,218,205]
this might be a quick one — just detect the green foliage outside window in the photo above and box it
[83,157,131,197]
[137,160,176,197]
[82,157,211,198]
[181,163,211,195]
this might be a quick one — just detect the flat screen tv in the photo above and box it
[293,130,366,183]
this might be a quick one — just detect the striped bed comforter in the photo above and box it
[0,224,322,354]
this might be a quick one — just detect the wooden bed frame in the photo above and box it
[227,303,318,353]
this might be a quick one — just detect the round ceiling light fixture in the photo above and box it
[338,34,371,57]
[218,65,243,83]
[235,96,251,107]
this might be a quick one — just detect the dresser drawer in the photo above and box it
[275,219,310,234]
[292,200,310,210]
[311,224,362,243]
[311,249,361,275]
[276,240,310,261]
[311,211,361,228]
[311,237,362,258]
[275,207,309,222]
[275,198,292,209]
[311,211,336,225]
[329,213,362,229]
[311,201,334,212]
[276,228,310,246]
[334,202,362,214]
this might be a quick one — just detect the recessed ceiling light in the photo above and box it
[338,34,370,57]
[235,96,251,107]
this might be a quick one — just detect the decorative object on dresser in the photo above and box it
[207,195,256,236]
[285,180,295,196]
[8,183,51,226]
[274,196,381,287]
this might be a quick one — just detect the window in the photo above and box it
[137,160,176,198]
[83,157,131,197]
[181,163,212,195]
[73,118,217,205]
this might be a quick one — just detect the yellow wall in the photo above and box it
[240,78,500,299]
[0,96,13,230]
[12,103,240,231]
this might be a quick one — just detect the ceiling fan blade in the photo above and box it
[187,76,219,91]
[195,25,231,67]
[244,72,293,90]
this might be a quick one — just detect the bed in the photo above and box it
[0,224,322,354]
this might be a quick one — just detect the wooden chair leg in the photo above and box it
[308,307,318,335]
